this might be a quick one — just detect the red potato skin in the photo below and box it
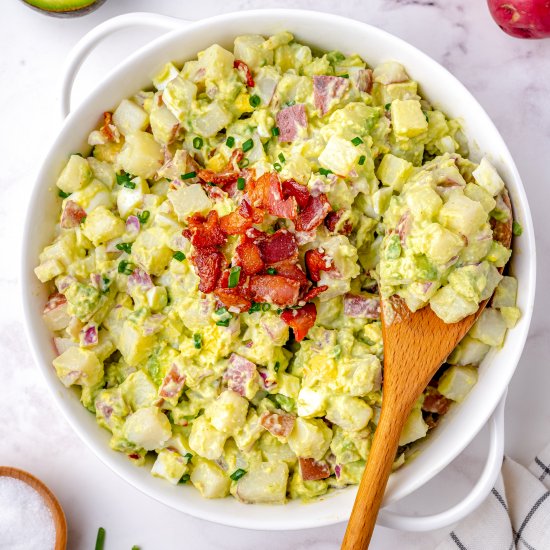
[487,0,550,38]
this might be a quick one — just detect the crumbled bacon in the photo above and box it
[192,247,224,293]
[100,111,119,142]
[250,275,300,306]
[44,292,67,314]
[61,200,87,229]
[270,260,309,289]
[281,178,311,209]
[260,409,295,438]
[186,211,226,248]
[235,240,264,275]
[295,194,331,232]
[258,230,298,265]
[234,59,255,88]
[214,288,252,312]
[305,248,334,283]
[281,303,317,342]
[299,457,331,481]
[301,285,328,302]
[219,210,252,235]
[325,209,352,235]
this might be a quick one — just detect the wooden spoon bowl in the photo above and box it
[0,466,67,550]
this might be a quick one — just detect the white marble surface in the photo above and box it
[1,0,549,548]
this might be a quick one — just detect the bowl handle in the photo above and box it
[60,12,190,119]
[377,393,506,532]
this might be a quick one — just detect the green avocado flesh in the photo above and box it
[23,0,103,13]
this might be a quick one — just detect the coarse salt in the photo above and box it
[0,476,55,550]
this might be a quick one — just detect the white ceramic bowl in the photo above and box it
[21,9,536,531]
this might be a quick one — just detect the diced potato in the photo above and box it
[188,415,228,460]
[373,61,409,85]
[417,222,464,264]
[232,462,289,504]
[233,411,263,452]
[168,184,212,220]
[117,131,164,179]
[438,365,478,402]
[190,458,230,499]
[376,153,412,192]
[87,157,116,189]
[151,448,188,485]
[42,298,71,331]
[193,102,233,138]
[405,187,443,220]
[234,34,273,71]
[464,182,496,213]
[197,44,235,81]
[287,417,332,461]
[150,101,180,144]
[472,157,505,197]
[34,259,64,283]
[146,286,168,312]
[152,62,180,91]
[492,276,518,308]
[430,285,479,323]
[163,75,197,122]
[119,370,157,410]
[82,206,125,246]
[297,388,326,418]
[448,262,502,303]
[447,335,490,366]
[52,346,103,387]
[326,395,372,432]
[500,306,521,328]
[69,179,113,212]
[56,154,93,194]
[318,135,362,176]
[391,99,428,138]
[275,373,300,399]
[112,99,149,136]
[118,320,156,367]
[485,241,512,268]
[399,407,428,446]
[132,227,173,276]
[123,406,172,451]
[205,390,249,436]
[289,471,328,501]
[470,308,507,347]
[439,193,487,237]
[117,177,149,219]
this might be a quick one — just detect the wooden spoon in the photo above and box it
[0,466,67,550]
[342,192,513,550]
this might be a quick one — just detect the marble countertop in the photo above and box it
[1,0,549,548]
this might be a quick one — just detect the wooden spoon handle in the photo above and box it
[341,404,406,550]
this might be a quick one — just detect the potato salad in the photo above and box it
[35,32,521,503]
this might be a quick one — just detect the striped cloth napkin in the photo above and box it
[437,442,550,550]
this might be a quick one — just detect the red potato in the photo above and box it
[487,0,550,38]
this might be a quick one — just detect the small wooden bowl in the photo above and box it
[0,466,67,550]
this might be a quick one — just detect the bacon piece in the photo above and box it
[186,211,226,248]
[60,200,87,228]
[250,275,300,306]
[351,68,373,93]
[197,169,239,186]
[343,294,381,319]
[276,103,308,143]
[325,209,352,235]
[44,292,67,314]
[301,285,328,302]
[219,210,252,235]
[159,364,186,399]
[100,111,120,142]
[281,303,317,342]
[254,172,298,220]
[234,59,255,88]
[224,354,258,397]
[299,457,331,481]
[281,179,310,209]
[305,248,334,283]
[422,390,452,415]
[295,194,332,232]
[214,288,252,312]
[313,75,349,116]
[238,199,264,223]
[258,230,298,265]
[260,410,295,438]
[235,240,264,275]
[271,260,308,288]
[192,247,224,293]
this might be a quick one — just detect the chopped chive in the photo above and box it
[319,168,332,176]
[226,136,235,147]
[274,361,280,372]
[423,110,429,122]
[95,527,106,550]
[102,277,110,286]
[178,473,191,484]
[276,308,283,315]
[384,103,391,111]
[358,155,366,166]
[137,210,150,224]
[173,251,186,261]
[285,100,296,107]
[242,139,254,153]
[278,153,286,163]
[58,190,71,199]
[512,221,523,236]
[118,260,135,275]
[193,333,202,349]
[215,307,228,315]
[272,127,280,137]
[216,319,230,327]
[181,171,197,180]
[238,158,249,168]
[228,266,241,288]
[273,162,282,172]
[237,177,246,190]
[249,94,261,108]
[248,302,261,313]
[230,468,247,481]
[116,171,134,187]
[116,242,132,254]
[262,302,271,311]
[193,136,203,149]
[184,452,193,462]
[266,267,277,275]
[351,136,363,146]
[339,73,349,78]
